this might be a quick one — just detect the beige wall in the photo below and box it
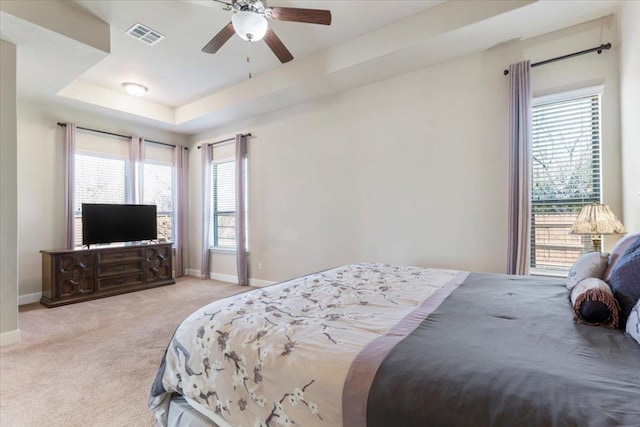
[618,1,640,232]
[188,16,623,284]
[11,13,629,293]
[16,99,189,297]
[0,39,19,345]
[0,0,109,53]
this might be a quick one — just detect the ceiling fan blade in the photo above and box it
[202,22,235,54]
[263,28,293,63]
[268,7,332,25]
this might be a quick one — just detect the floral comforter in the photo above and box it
[148,263,460,427]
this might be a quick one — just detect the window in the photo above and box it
[210,160,236,249]
[143,161,174,242]
[73,132,178,248]
[74,152,130,247]
[530,90,602,273]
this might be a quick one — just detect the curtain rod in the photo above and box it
[197,133,252,149]
[503,43,611,75]
[56,122,187,150]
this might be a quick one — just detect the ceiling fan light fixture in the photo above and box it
[122,82,148,97]
[232,11,268,42]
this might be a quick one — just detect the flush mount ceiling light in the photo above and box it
[232,10,268,41]
[122,82,148,97]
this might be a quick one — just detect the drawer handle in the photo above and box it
[116,278,126,284]
[114,254,125,259]
[113,266,125,272]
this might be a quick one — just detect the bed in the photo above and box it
[148,263,640,427]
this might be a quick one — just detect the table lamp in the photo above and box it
[570,202,626,252]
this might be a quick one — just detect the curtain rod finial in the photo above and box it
[597,43,611,54]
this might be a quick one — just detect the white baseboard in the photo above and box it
[19,292,42,306]
[210,272,237,284]
[185,269,200,277]
[0,329,21,347]
[183,270,276,288]
[210,272,276,288]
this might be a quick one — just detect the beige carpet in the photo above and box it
[0,277,252,427]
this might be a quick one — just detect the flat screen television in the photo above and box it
[82,203,157,246]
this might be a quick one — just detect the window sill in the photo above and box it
[209,247,236,254]
[530,268,568,279]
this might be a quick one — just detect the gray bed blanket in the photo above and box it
[366,273,640,427]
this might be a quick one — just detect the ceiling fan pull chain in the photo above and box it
[247,41,253,79]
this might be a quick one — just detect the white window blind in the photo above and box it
[74,152,130,247]
[211,160,236,249]
[143,161,174,242]
[530,92,601,273]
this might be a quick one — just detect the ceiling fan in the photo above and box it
[201,0,332,63]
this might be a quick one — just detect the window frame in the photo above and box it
[210,157,237,252]
[73,150,130,247]
[529,86,604,276]
[74,149,130,216]
[141,158,176,244]
[73,147,178,248]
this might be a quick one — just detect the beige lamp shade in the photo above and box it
[570,202,626,252]
[570,202,626,235]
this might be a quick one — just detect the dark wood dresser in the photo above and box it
[40,243,174,307]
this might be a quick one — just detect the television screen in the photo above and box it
[82,203,157,246]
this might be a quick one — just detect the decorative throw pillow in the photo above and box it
[607,236,640,329]
[604,233,640,281]
[626,299,640,345]
[570,278,619,329]
[566,252,610,290]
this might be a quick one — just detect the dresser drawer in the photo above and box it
[97,273,144,290]
[97,249,143,264]
[97,262,142,278]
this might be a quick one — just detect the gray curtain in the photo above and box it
[235,134,249,286]
[507,60,532,275]
[200,144,212,279]
[64,123,76,249]
[173,145,187,277]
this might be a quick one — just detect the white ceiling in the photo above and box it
[75,0,444,107]
[0,0,621,135]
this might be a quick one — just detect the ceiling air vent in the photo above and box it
[126,23,165,46]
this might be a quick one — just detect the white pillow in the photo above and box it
[626,299,640,345]
[566,252,610,290]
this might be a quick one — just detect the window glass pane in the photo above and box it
[74,153,129,247]
[211,161,236,249]
[72,141,178,248]
[215,213,236,249]
[143,162,174,242]
[530,94,601,273]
